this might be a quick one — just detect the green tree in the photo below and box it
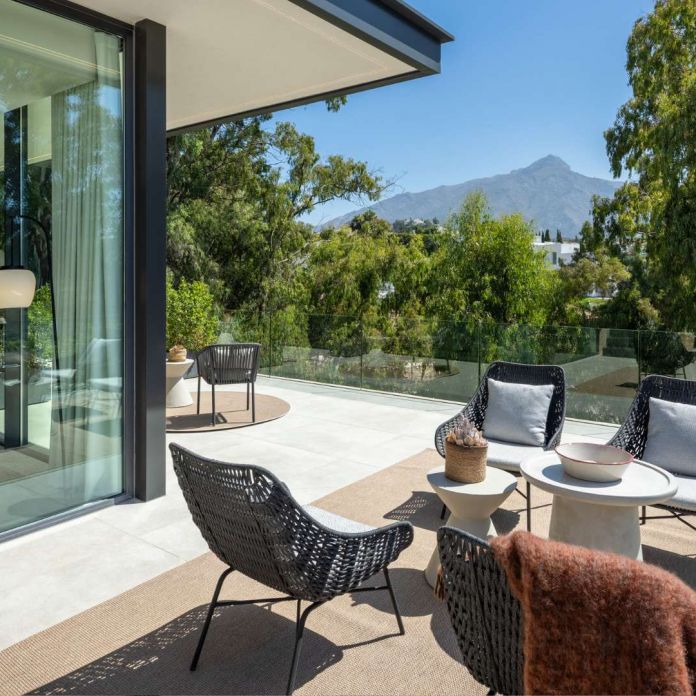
[392,217,442,254]
[429,192,555,326]
[166,116,385,316]
[555,230,563,243]
[166,277,220,351]
[27,285,54,370]
[553,248,633,325]
[302,211,431,355]
[560,250,630,299]
[594,0,696,330]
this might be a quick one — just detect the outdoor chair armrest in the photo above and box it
[296,519,414,599]
[607,426,644,458]
[544,422,563,450]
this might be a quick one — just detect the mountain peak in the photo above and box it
[524,154,571,172]
[322,155,621,235]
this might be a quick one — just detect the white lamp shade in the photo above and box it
[0,269,37,309]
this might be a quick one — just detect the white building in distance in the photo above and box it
[533,237,579,269]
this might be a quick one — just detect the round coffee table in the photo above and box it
[521,453,677,560]
[166,359,194,408]
[424,466,517,587]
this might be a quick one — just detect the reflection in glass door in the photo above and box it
[0,0,125,534]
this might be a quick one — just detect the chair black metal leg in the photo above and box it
[197,374,201,414]
[674,512,696,532]
[383,567,404,635]
[211,382,216,426]
[526,480,532,532]
[246,382,250,410]
[641,505,646,525]
[286,601,324,696]
[440,503,447,520]
[252,381,256,422]
[190,567,234,671]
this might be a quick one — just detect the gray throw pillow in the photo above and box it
[483,378,554,447]
[642,397,696,476]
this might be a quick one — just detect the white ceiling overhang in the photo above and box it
[71,0,452,132]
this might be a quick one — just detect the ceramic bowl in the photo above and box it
[555,443,633,482]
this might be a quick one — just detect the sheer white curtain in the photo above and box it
[49,32,123,498]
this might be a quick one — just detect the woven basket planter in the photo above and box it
[445,440,488,483]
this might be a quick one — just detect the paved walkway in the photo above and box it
[0,376,617,650]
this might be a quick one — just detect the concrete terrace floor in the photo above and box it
[0,376,618,651]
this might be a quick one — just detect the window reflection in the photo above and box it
[0,0,124,533]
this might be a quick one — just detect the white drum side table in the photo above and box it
[166,359,194,408]
[521,453,677,560]
[424,466,517,587]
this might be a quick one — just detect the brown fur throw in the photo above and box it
[491,531,696,695]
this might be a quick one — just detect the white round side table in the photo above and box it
[166,359,194,408]
[521,453,677,560]
[424,466,517,587]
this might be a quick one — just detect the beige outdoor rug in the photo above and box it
[2,449,694,696]
[166,392,290,432]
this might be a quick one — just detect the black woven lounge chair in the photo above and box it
[196,343,260,426]
[434,361,566,531]
[608,374,696,534]
[169,443,414,695]
[437,526,524,695]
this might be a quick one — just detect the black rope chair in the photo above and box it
[608,374,696,534]
[196,343,260,426]
[438,526,524,696]
[434,362,566,531]
[169,443,414,695]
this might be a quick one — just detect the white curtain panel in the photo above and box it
[49,32,123,500]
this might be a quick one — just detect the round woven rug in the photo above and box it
[165,392,290,433]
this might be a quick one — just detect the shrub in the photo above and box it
[166,278,219,352]
[27,284,54,370]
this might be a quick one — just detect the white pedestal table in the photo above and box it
[521,453,676,560]
[166,359,194,408]
[424,466,517,587]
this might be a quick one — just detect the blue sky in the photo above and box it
[273,0,655,225]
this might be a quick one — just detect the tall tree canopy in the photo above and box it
[587,0,696,330]
[428,192,555,326]
[166,114,385,314]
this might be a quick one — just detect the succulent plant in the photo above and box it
[445,415,487,448]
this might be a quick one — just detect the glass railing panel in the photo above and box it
[270,313,363,388]
[218,314,272,374]
[566,327,638,424]
[679,332,696,380]
[359,319,480,402]
[639,330,696,381]
[358,319,435,398]
[478,323,636,423]
[216,314,694,427]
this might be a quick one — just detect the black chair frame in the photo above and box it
[191,566,404,695]
[434,361,566,531]
[196,343,260,426]
[169,443,413,695]
[437,526,524,695]
[609,374,696,533]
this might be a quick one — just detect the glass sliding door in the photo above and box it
[0,0,124,533]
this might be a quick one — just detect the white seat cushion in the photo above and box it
[304,505,375,533]
[486,438,544,473]
[642,397,696,477]
[483,378,554,447]
[665,475,696,512]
